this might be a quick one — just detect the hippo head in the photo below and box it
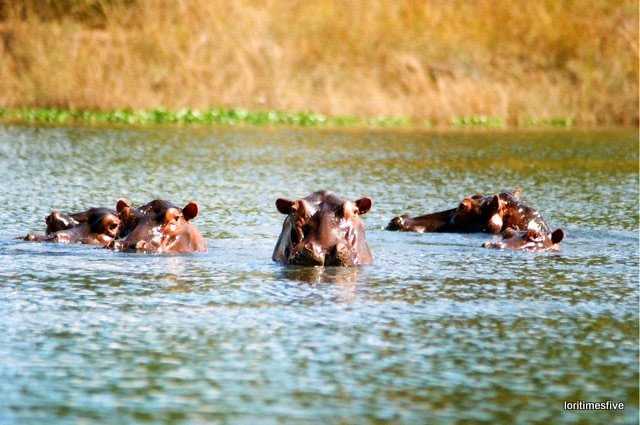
[45,210,80,234]
[29,207,121,246]
[117,199,206,253]
[451,194,504,233]
[386,214,410,231]
[45,206,121,238]
[483,228,565,251]
[273,191,373,266]
[85,208,122,240]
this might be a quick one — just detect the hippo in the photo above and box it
[386,193,505,234]
[115,198,146,238]
[483,228,565,251]
[115,199,207,253]
[45,210,81,234]
[25,207,121,247]
[492,190,551,233]
[273,190,373,266]
[386,190,551,235]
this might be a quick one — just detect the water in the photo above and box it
[0,126,637,424]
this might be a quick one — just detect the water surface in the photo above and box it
[0,126,637,424]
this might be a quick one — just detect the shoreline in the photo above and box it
[0,107,606,130]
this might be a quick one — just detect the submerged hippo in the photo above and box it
[44,199,140,238]
[386,190,550,234]
[387,193,504,234]
[45,210,81,234]
[491,190,551,233]
[115,199,207,253]
[483,228,565,252]
[387,189,564,250]
[273,190,373,266]
[115,198,146,238]
[25,207,121,247]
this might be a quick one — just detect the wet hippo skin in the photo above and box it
[24,199,206,254]
[273,190,373,266]
[116,198,148,238]
[25,207,121,247]
[387,190,551,234]
[45,210,81,234]
[483,228,565,252]
[115,199,207,254]
[386,193,504,234]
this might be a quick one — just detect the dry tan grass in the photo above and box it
[0,0,637,125]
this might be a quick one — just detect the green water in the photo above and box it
[0,126,637,424]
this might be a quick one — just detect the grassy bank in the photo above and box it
[0,1,637,126]
[0,107,582,129]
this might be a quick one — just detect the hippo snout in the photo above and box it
[325,242,357,266]
[289,242,326,266]
[386,215,407,231]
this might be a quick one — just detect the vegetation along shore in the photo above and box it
[0,107,581,129]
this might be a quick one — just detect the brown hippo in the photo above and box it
[115,199,207,253]
[386,193,504,234]
[44,200,140,236]
[273,190,373,266]
[483,228,565,251]
[492,190,551,234]
[386,190,551,235]
[25,207,121,247]
[45,210,81,234]
[115,198,146,238]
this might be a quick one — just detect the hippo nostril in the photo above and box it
[289,243,325,266]
[326,243,356,266]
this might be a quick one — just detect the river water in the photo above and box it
[0,126,637,424]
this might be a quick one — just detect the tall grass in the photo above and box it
[0,0,637,126]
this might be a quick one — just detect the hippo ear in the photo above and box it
[486,195,502,214]
[355,197,372,215]
[116,198,131,213]
[551,228,564,244]
[182,202,199,221]
[276,198,294,215]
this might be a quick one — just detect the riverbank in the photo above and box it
[0,107,581,129]
[0,1,637,127]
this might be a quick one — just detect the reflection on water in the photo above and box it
[0,126,637,424]
[279,266,360,285]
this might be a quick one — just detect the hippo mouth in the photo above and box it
[287,223,359,266]
[326,242,358,266]
[288,244,358,266]
[288,246,325,266]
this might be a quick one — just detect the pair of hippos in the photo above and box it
[22,189,565,266]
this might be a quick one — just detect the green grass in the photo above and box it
[520,116,575,128]
[0,107,406,128]
[0,107,578,129]
[451,116,506,128]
